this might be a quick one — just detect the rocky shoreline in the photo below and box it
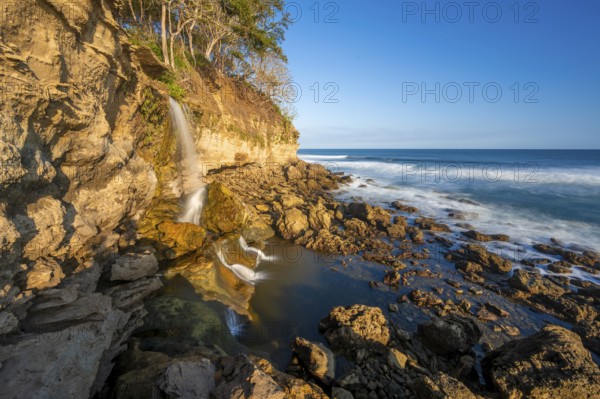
[0,1,599,396]
[97,159,599,398]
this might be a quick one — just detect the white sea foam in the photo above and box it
[335,176,600,266]
[300,154,348,161]
[330,160,600,187]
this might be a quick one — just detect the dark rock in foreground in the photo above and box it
[482,325,600,398]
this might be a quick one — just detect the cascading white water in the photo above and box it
[169,97,206,224]
[215,248,268,285]
[225,307,244,337]
[238,236,277,265]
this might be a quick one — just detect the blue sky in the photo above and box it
[283,0,600,149]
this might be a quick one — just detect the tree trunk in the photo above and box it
[187,27,196,66]
[161,3,170,66]
[127,0,137,22]
[138,0,144,22]
[169,35,176,69]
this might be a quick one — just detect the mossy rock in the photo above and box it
[201,182,249,234]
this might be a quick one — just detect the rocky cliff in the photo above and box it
[0,0,298,396]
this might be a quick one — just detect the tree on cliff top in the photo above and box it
[116,0,293,113]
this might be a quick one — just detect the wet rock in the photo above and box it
[482,325,600,398]
[383,270,401,285]
[348,203,391,229]
[413,372,482,399]
[305,229,359,255]
[157,221,206,259]
[111,252,159,281]
[414,217,451,232]
[531,294,597,324]
[319,305,390,358]
[251,355,328,398]
[456,261,483,274]
[407,226,425,244]
[573,321,600,355]
[344,218,370,236]
[386,222,406,238]
[202,182,249,234]
[277,208,309,240]
[391,201,419,213]
[387,348,408,369]
[25,257,65,291]
[446,209,479,221]
[215,355,285,399]
[410,289,443,308]
[417,315,482,356]
[484,303,509,318]
[308,203,332,231]
[462,230,509,242]
[508,269,566,296]
[291,337,335,385]
[462,244,512,274]
[389,303,399,313]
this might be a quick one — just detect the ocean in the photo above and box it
[298,149,600,270]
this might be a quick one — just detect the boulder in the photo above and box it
[387,348,408,369]
[202,182,249,234]
[482,325,600,398]
[250,355,328,398]
[25,257,65,290]
[414,217,451,232]
[0,311,18,335]
[410,289,443,308]
[319,305,390,358]
[280,194,305,208]
[417,315,482,356]
[215,355,285,399]
[111,252,159,281]
[391,201,418,213]
[277,208,309,240]
[463,244,512,274]
[291,337,335,385]
[413,372,482,399]
[348,203,391,229]
[344,218,370,236]
[158,359,215,399]
[157,221,206,258]
[508,269,566,296]
[383,270,401,285]
[308,203,332,231]
[462,230,509,242]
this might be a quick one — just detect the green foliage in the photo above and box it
[158,71,186,101]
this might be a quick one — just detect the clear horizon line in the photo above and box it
[298,148,600,151]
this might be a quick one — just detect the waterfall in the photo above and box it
[225,307,245,337]
[169,97,206,224]
[238,236,277,265]
[215,248,268,285]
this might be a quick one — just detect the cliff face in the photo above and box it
[0,0,299,293]
[185,72,299,168]
[0,0,157,291]
[0,0,298,395]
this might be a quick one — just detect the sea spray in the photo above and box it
[169,97,206,224]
